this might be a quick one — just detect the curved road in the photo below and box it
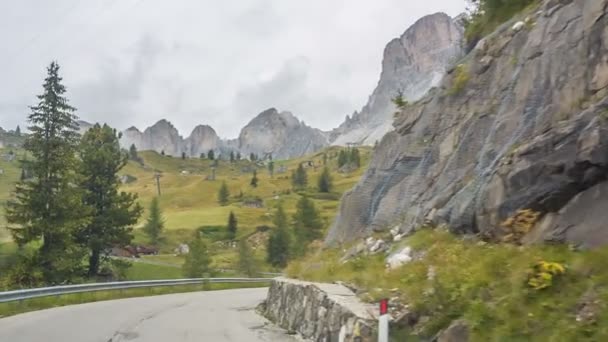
[0,288,299,342]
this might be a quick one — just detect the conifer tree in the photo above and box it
[227,211,238,240]
[207,150,215,160]
[338,150,348,168]
[237,238,257,277]
[218,181,230,206]
[266,205,290,268]
[292,196,323,256]
[268,160,275,178]
[250,169,258,187]
[15,125,21,137]
[230,151,235,163]
[292,163,307,189]
[143,197,164,245]
[318,166,333,193]
[181,151,187,160]
[236,152,241,161]
[182,231,212,278]
[78,124,143,276]
[351,148,361,168]
[5,61,88,284]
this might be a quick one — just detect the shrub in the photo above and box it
[527,261,566,290]
[501,209,540,243]
[464,0,539,47]
[448,64,470,95]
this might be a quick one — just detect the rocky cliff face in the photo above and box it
[119,119,184,156]
[330,12,464,146]
[328,0,608,249]
[238,108,329,160]
[183,125,221,157]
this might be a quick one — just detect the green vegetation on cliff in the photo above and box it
[288,229,608,341]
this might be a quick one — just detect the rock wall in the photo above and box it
[327,0,608,248]
[262,278,377,342]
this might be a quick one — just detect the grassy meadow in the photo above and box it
[0,146,372,275]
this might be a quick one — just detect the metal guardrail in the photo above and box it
[0,277,274,303]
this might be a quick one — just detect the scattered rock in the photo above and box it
[576,289,601,324]
[369,239,388,254]
[386,246,413,269]
[434,320,470,342]
[512,21,525,32]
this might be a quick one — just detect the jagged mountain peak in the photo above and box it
[330,12,464,146]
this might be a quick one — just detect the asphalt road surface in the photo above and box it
[0,288,299,342]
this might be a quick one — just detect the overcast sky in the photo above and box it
[0,0,464,139]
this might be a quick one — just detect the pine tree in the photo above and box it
[236,152,241,161]
[350,148,361,168]
[218,181,230,206]
[19,168,26,181]
[266,205,290,268]
[292,196,323,256]
[292,163,307,189]
[322,153,328,165]
[227,211,238,240]
[5,62,88,284]
[161,150,165,156]
[78,124,143,276]
[182,231,212,278]
[268,160,275,178]
[181,151,187,160]
[318,166,333,193]
[143,197,164,245]
[250,169,258,187]
[199,153,205,159]
[237,238,257,277]
[129,144,138,160]
[250,152,256,161]
[208,149,215,160]
[230,151,235,163]
[15,125,21,137]
[338,150,347,168]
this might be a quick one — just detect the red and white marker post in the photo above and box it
[378,298,389,342]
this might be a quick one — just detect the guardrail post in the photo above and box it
[378,298,389,342]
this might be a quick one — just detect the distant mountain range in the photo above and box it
[3,12,463,160]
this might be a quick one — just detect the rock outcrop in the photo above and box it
[327,0,608,249]
[183,125,221,158]
[119,119,184,156]
[262,278,377,342]
[238,108,329,160]
[330,12,464,146]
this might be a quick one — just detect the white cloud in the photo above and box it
[0,0,465,138]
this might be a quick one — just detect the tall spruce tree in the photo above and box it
[236,152,241,161]
[218,181,230,206]
[182,231,212,278]
[227,211,238,240]
[5,62,88,284]
[15,125,21,137]
[293,196,323,244]
[268,160,275,178]
[250,169,258,187]
[292,163,307,189]
[143,197,164,245]
[350,148,361,168]
[207,149,215,160]
[237,238,257,277]
[78,124,143,276]
[266,205,290,268]
[318,166,333,193]
[338,150,348,168]
[230,151,235,163]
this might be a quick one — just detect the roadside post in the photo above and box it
[379,298,389,342]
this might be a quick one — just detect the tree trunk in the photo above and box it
[88,248,101,277]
